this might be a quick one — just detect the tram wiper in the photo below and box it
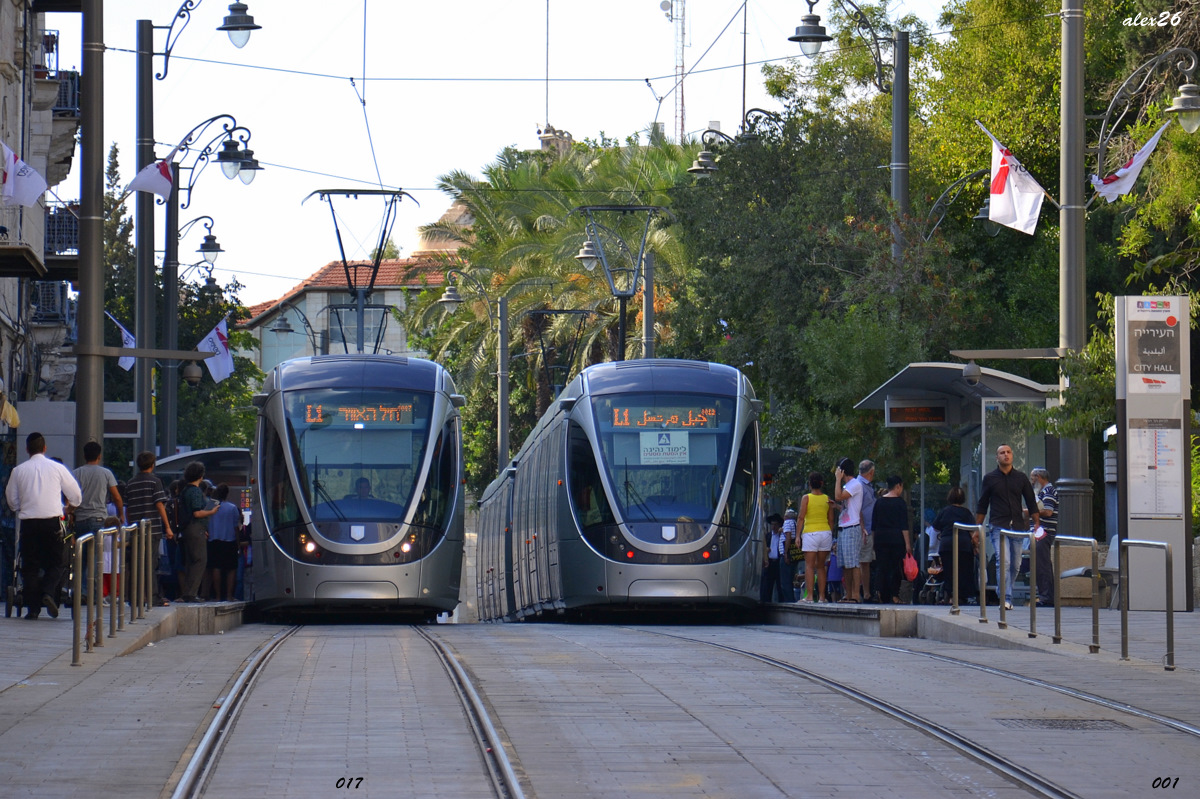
[622,459,655,521]
[311,458,347,521]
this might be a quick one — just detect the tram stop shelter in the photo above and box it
[855,362,1056,561]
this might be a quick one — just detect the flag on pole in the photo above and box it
[0,141,48,207]
[127,158,175,201]
[198,317,236,383]
[1090,121,1170,203]
[104,311,137,371]
[976,121,1046,235]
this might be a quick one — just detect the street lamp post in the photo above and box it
[1059,0,1198,537]
[160,116,259,456]
[571,205,666,361]
[135,1,260,456]
[269,300,324,355]
[439,273,509,465]
[789,0,908,261]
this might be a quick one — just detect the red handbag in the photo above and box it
[903,552,919,582]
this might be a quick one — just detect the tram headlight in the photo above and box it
[400,541,412,554]
[304,540,317,554]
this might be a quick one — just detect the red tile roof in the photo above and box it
[242,255,459,324]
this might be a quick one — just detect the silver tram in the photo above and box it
[250,355,466,617]
[476,359,762,620]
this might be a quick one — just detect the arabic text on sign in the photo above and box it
[611,407,717,428]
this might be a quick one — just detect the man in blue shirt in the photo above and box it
[207,484,243,602]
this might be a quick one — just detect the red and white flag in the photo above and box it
[0,141,48,207]
[1090,121,1170,203]
[104,311,137,371]
[198,317,236,383]
[977,121,1046,235]
[127,158,175,201]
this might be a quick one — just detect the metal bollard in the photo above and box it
[997,528,1037,636]
[108,527,120,639]
[130,520,142,620]
[72,532,95,666]
[1051,535,1100,652]
[978,526,988,625]
[142,518,153,613]
[1120,539,1174,671]
[949,523,986,619]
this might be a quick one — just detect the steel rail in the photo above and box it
[416,627,528,799]
[170,625,301,799]
[756,627,1200,739]
[643,629,1083,799]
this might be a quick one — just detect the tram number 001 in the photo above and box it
[336,777,363,789]
[1152,778,1179,789]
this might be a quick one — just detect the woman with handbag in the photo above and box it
[798,472,835,602]
[873,475,913,604]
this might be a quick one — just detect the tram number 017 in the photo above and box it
[336,777,363,789]
[1152,777,1179,789]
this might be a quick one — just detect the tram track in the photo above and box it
[639,628,1088,799]
[415,627,529,799]
[766,627,1200,740]
[169,624,526,799]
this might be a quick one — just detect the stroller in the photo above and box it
[917,556,946,605]
[4,520,23,617]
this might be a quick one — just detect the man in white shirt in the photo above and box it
[833,457,865,603]
[5,433,82,619]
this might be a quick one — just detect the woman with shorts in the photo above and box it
[798,472,836,602]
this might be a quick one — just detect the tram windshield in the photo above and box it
[588,392,740,531]
[281,388,435,523]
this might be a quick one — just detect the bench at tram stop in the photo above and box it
[1059,539,1120,609]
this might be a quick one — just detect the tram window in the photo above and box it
[567,421,614,529]
[722,429,758,532]
[262,417,301,529]
[412,420,458,531]
[281,388,435,522]
[589,393,735,527]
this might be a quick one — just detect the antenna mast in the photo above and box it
[662,0,686,142]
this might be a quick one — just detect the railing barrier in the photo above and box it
[1120,539,1174,671]
[948,523,986,620]
[998,527,1037,637]
[1052,535,1101,652]
[71,531,95,666]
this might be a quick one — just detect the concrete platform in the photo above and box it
[763,599,1199,671]
[0,599,247,693]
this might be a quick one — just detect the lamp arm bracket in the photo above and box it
[923,167,988,241]
[155,0,203,81]
[1093,46,1199,175]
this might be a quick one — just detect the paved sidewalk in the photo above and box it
[0,602,179,693]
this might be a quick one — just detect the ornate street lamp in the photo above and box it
[789,0,908,260]
[160,115,261,455]
[571,205,668,362]
[133,0,263,455]
[217,2,262,49]
[268,299,323,354]
[439,271,509,464]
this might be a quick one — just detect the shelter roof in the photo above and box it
[855,362,1055,410]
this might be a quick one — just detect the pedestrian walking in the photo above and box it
[976,444,1039,609]
[4,433,82,619]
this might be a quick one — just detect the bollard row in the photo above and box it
[71,519,157,668]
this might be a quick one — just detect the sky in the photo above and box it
[46,0,949,308]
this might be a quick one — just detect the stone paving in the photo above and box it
[2,601,1199,797]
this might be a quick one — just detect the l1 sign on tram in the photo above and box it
[1115,296,1192,611]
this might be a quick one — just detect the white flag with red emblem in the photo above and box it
[198,317,236,383]
[1090,121,1170,203]
[127,158,175,200]
[1,141,48,207]
[977,121,1046,235]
